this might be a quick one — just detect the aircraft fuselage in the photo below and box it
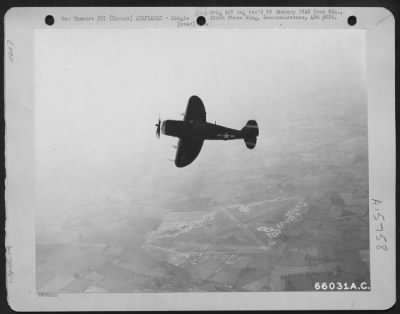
[161,120,243,141]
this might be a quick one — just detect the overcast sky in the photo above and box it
[35,29,366,218]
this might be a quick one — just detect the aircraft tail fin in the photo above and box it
[241,120,259,149]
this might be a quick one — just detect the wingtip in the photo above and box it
[189,95,201,101]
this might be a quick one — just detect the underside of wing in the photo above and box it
[175,138,204,168]
[184,95,206,123]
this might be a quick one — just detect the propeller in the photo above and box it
[155,117,161,139]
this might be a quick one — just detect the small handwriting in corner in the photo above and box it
[372,199,388,251]
[7,40,15,63]
[37,292,58,297]
[6,246,14,284]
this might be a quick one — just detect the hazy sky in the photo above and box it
[35,29,366,218]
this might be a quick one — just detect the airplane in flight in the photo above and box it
[155,95,259,168]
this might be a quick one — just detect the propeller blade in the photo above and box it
[155,117,161,139]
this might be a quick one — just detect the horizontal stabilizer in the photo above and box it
[242,120,259,149]
[244,137,257,149]
[241,120,259,137]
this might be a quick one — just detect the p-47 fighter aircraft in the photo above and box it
[155,95,259,168]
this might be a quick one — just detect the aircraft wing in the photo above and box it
[184,95,206,123]
[175,138,204,168]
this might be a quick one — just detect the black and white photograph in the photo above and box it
[4,7,395,311]
[34,27,370,293]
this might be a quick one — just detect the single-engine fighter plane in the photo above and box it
[155,95,259,168]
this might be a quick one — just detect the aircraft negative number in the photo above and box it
[314,281,370,291]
